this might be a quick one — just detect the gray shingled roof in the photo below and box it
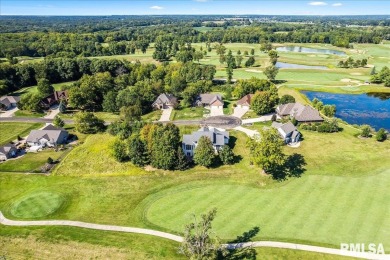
[183,127,229,146]
[276,102,323,122]
[26,125,67,143]
[0,96,20,106]
[198,94,223,105]
[153,93,178,106]
[0,143,17,155]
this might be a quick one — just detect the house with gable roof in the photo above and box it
[276,102,323,123]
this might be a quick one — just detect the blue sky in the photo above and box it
[1,1,388,15]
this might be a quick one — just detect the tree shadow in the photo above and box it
[217,227,260,260]
[270,153,307,181]
[273,79,287,84]
[229,136,238,149]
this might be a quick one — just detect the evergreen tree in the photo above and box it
[58,100,67,113]
[176,146,189,170]
[219,145,235,165]
[53,115,65,128]
[193,136,216,168]
[112,139,128,162]
[127,135,149,166]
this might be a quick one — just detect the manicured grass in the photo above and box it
[145,169,390,247]
[11,191,65,218]
[171,107,207,120]
[0,149,65,172]
[14,110,45,118]
[0,122,43,145]
[142,110,162,121]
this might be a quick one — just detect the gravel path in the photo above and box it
[1,212,388,259]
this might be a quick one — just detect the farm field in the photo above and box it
[0,122,43,145]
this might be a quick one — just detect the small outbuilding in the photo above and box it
[272,121,301,144]
[0,96,20,110]
[0,143,17,161]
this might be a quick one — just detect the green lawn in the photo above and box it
[0,122,43,145]
[171,107,207,120]
[141,110,162,121]
[14,110,45,118]
[11,191,65,218]
[12,81,76,97]
[0,149,66,172]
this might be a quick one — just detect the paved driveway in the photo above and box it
[44,105,60,119]
[234,126,260,138]
[0,107,19,118]
[232,106,249,118]
[209,106,224,117]
[158,108,173,122]
[241,113,275,125]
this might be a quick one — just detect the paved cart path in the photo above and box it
[1,212,388,259]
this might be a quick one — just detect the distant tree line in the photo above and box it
[337,57,367,68]
[1,19,389,59]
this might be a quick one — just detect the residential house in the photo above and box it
[272,122,301,144]
[0,96,20,110]
[236,94,254,109]
[182,126,229,157]
[194,94,224,109]
[276,102,323,123]
[152,93,178,110]
[0,143,17,161]
[40,90,69,110]
[26,124,69,148]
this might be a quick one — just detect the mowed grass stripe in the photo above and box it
[145,173,390,248]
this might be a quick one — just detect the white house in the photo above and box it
[194,94,224,109]
[0,96,20,110]
[182,126,229,157]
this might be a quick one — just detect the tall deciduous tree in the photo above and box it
[251,91,274,115]
[179,208,220,259]
[37,78,54,97]
[74,112,105,134]
[248,128,286,174]
[264,65,279,81]
[53,115,65,128]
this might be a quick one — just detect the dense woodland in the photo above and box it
[1,15,390,58]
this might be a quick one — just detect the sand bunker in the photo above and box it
[340,78,361,84]
[245,69,263,73]
[350,72,362,75]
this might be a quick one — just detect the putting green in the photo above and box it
[145,173,390,248]
[11,191,64,218]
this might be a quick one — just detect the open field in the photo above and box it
[12,81,75,97]
[0,122,43,145]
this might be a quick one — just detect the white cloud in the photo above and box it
[308,2,328,6]
[332,3,343,6]
[150,6,164,10]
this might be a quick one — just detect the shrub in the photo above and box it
[279,94,295,104]
[360,125,371,138]
[53,115,65,128]
[47,157,54,164]
[376,128,387,142]
[291,117,298,126]
[112,139,128,162]
[219,145,235,165]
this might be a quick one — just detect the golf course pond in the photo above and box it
[276,62,328,70]
[276,46,346,56]
[303,91,390,131]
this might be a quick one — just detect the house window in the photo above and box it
[185,145,192,150]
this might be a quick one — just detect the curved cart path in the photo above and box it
[1,212,388,259]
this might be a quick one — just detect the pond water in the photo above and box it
[302,91,390,131]
[276,62,328,70]
[276,46,346,56]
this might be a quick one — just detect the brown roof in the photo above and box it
[236,94,254,106]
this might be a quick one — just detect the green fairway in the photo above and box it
[0,122,43,145]
[145,170,390,247]
[11,191,65,218]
